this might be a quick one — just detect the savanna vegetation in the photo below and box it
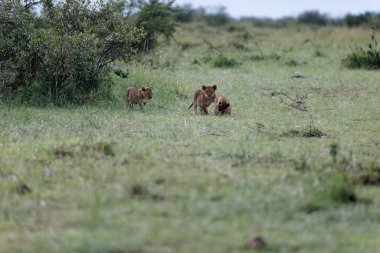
[1,1,380,253]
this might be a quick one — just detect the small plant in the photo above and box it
[329,143,339,164]
[342,27,380,69]
[230,41,250,51]
[314,49,325,57]
[212,54,240,68]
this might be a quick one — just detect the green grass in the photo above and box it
[1,23,380,253]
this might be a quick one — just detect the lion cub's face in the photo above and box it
[215,95,231,115]
[202,85,217,98]
[142,86,153,99]
[216,96,229,109]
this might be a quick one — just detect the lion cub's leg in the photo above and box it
[126,98,132,109]
[201,106,209,114]
[214,107,221,115]
[139,101,145,112]
[192,100,197,115]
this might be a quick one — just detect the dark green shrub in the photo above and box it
[342,28,380,69]
[0,0,144,105]
[343,12,380,27]
[212,54,239,68]
[0,1,37,91]
[298,10,329,26]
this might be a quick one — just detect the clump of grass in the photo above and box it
[113,69,129,79]
[353,170,380,185]
[302,174,358,213]
[178,41,200,50]
[314,49,325,57]
[130,184,165,202]
[281,128,326,138]
[342,27,380,69]
[350,163,380,185]
[230,41,250,51]
[212,54,240,68]
[285,59,307,66]
[53,141,115,157]
[237,31,253,41]
[14,183,32,195]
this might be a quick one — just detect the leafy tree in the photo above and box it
[343,12,380,27]
[0,0,144,105]
[133,0,178,52]
[298,10,329,26]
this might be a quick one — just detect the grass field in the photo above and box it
[1,23,380,253]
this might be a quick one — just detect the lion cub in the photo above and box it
[188,85,217,115]
[125,86,153,112]
[214,95,231,115]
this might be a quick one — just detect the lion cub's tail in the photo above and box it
[188,103,193,110]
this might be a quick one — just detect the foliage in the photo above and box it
[342,27,380,69]
[297,10,329,26]
[0,0,144,105]
[343,12,380,27]
[134,0,178,52]
[212,54,239,68]
[1,23,380,253]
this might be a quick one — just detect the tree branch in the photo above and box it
[270,91,316,132]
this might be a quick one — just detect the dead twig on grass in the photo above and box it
[270,91,324,137]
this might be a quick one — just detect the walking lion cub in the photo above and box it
[125,86,153,112]
[188,85,217,115]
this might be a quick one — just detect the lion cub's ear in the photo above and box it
[141,87,146,91]
[202,85,206,90]
[149,86,153,90]
[212,85,217,90]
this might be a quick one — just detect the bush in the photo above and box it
[342,28,380,69]
[212,54,239,68]
[344,12,380,27]
[0,0,144,105]
[298,10,329,26]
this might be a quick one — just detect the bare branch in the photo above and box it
[24,1,41,9]
[270,91,317,132]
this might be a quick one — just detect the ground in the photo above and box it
[1,23,380,253]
